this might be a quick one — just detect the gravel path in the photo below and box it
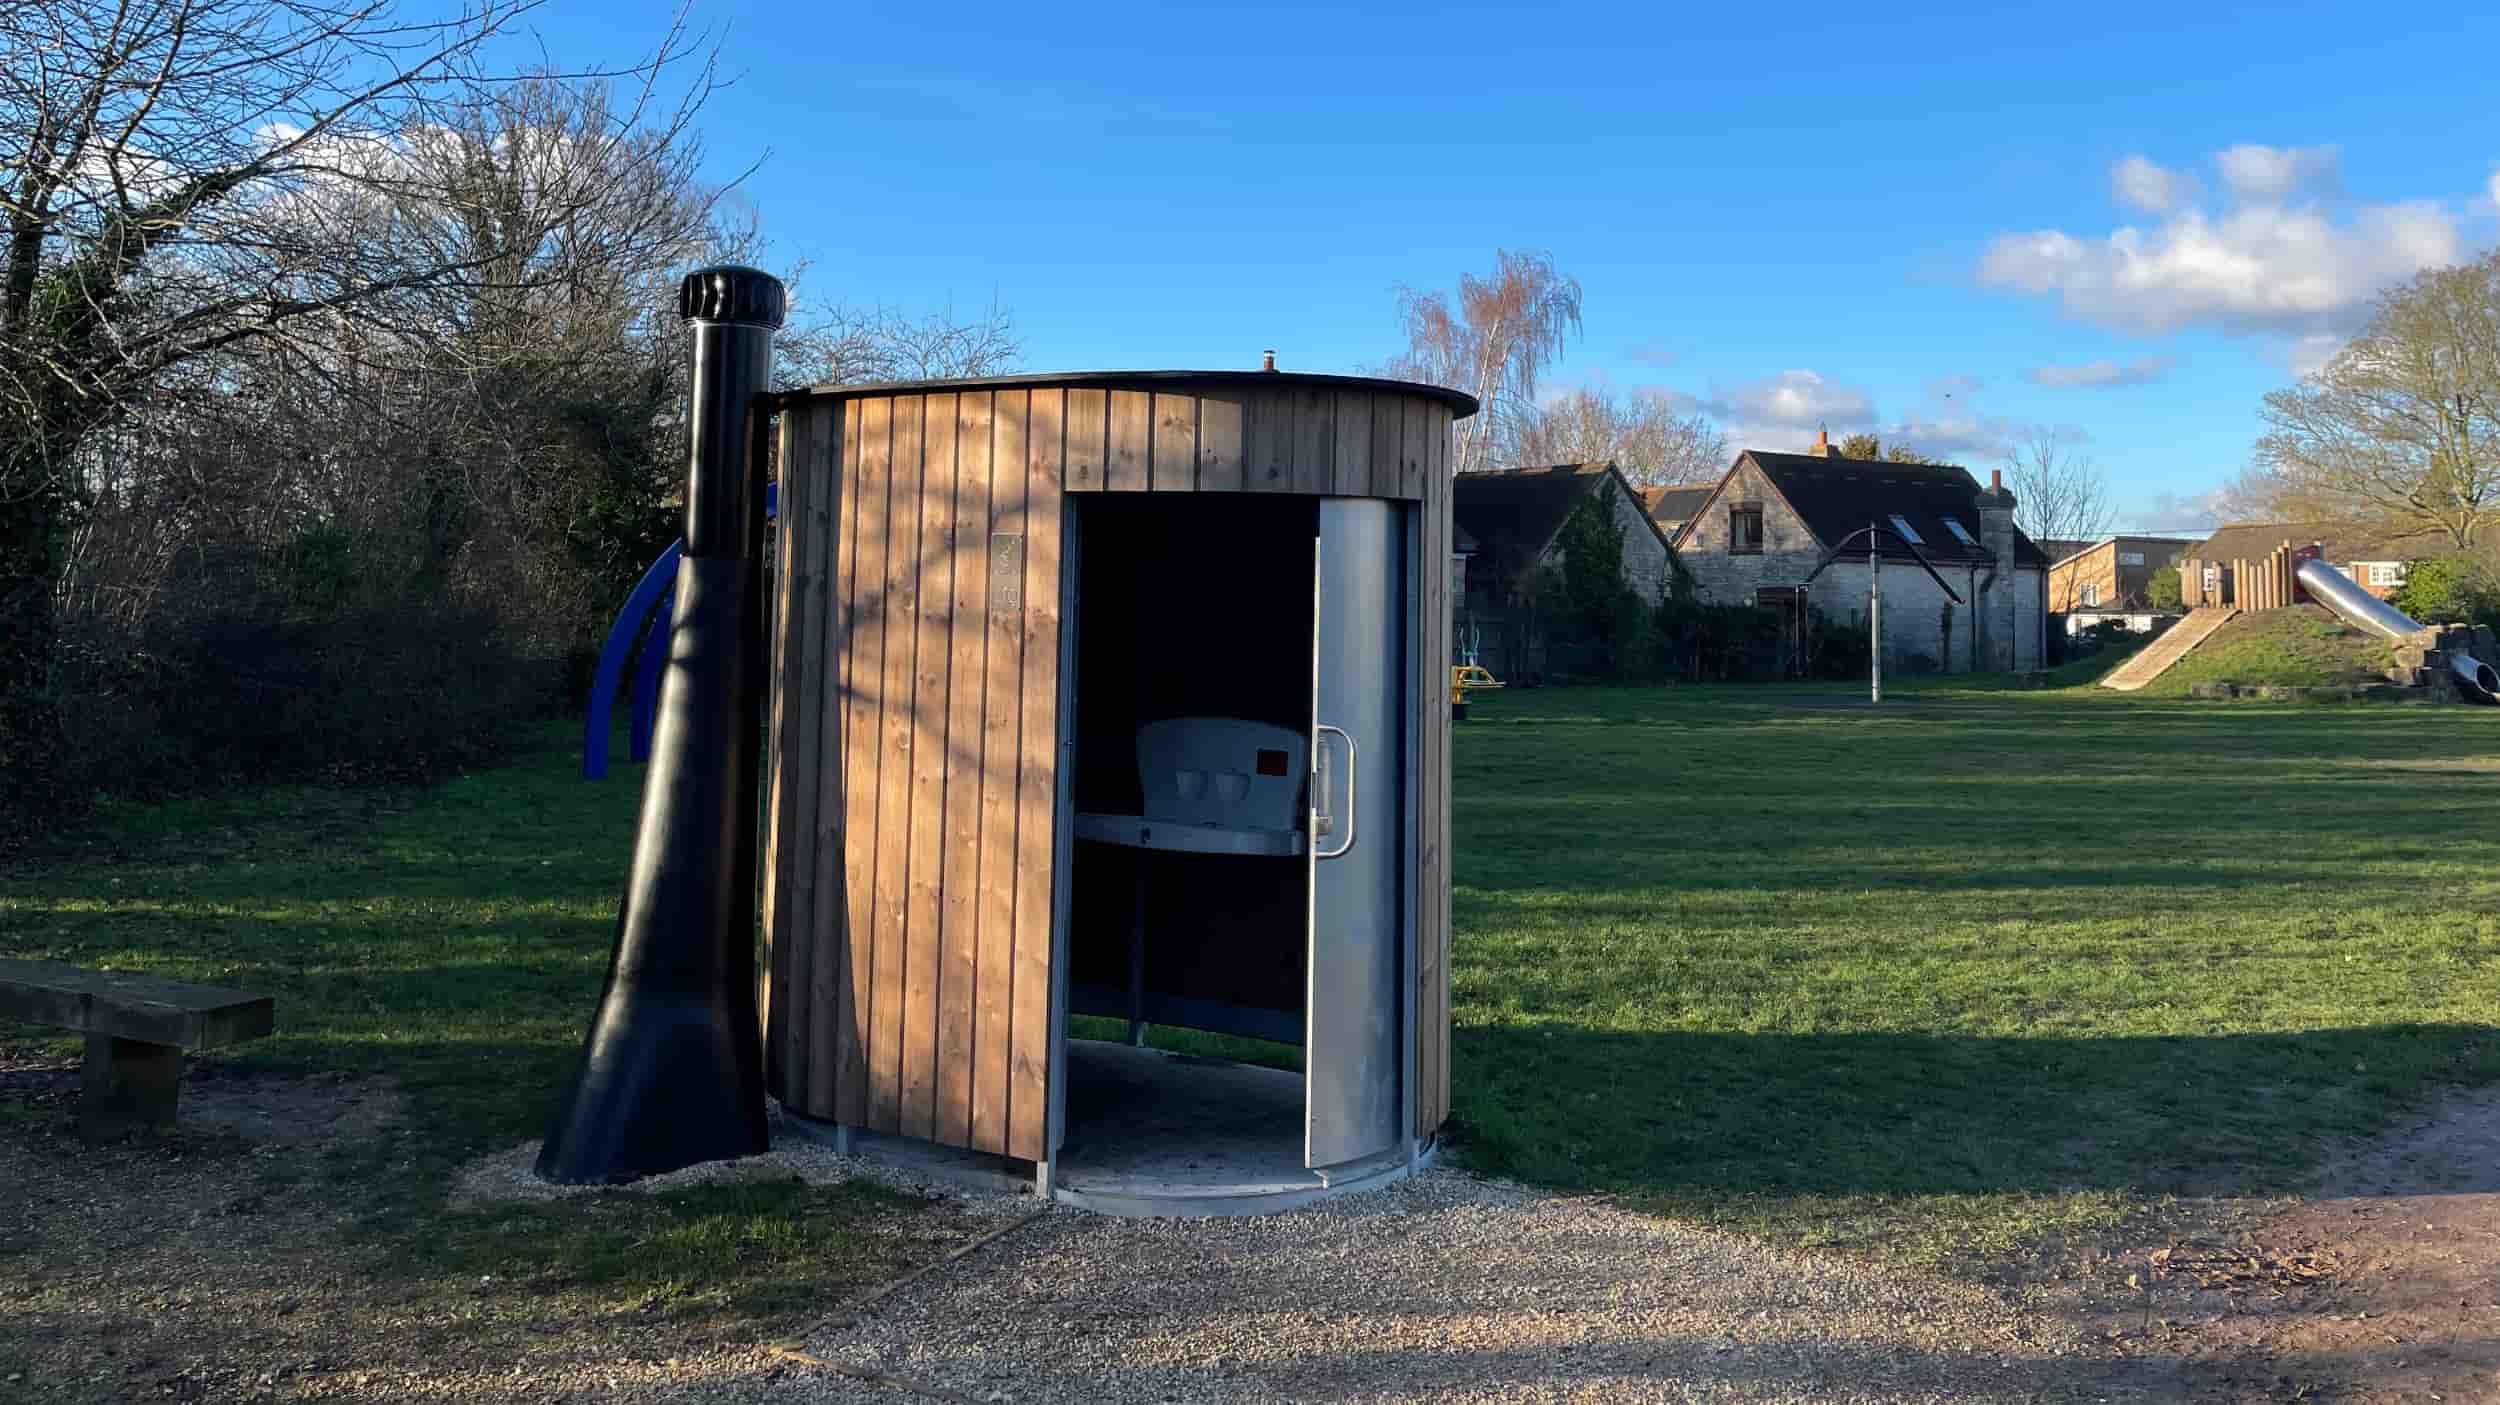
[754,1169,2177,1405]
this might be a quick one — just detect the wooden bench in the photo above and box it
[0,959,275,1135]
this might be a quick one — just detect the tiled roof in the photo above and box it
[1637,484,1714,526]
[2184,521,2447,567]
[1737,452,2051,568]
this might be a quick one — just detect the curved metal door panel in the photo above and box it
[1307,499,1405,1169]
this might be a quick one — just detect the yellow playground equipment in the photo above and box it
[1450,617,1503,718]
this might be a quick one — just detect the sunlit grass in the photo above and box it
[1448,681,2500,1260]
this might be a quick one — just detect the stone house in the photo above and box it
[1452,463,1678,609]
[1671,432,2050,673]
[1450,463,1679,680]
[1637,484,1715,540]
[2179,522,2445,606]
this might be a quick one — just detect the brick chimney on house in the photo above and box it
[1974,468,2020,669]
[1807,425,1832,457]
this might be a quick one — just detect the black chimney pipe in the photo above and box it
[537,266,786,1184]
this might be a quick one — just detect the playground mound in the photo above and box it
[2140,606,2396,697]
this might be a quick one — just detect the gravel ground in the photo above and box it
[753,1168,2180,1405]
[453,1112,1040,1220]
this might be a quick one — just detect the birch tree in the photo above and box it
[1382,250,1582,477]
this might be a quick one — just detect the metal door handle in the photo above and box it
[1313,724,1356,860]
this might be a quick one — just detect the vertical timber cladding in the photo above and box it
[763,374,1464,1161]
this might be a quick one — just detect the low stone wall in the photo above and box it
[2186,681,2419,703]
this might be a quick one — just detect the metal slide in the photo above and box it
[2293,556,2499,703]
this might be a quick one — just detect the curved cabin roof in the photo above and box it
[777,368,1479,417]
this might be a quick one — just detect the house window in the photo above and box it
[2118,551,2145,567]
[1941,518,1977,546]
[2202,566,2218,597]
[1729,504,1764,555]
[2366,562,2404,586]
[2080,582,2101,607]
[1887,513,1924,545]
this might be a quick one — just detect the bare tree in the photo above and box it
[790,301,1023,387]
[1503,385,1727,485]
[2256,250,2500,548]
[1,0,716,812]
[1381,250,1582,477]
[2003,427,2112,546]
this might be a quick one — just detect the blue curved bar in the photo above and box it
[583,540,683,779]
[583,482,780,780]
[629,589,673,762]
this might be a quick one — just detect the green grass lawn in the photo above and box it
[0,725,967,1334]
[1450,680,2500,1259]
[9,682,2498,1278]
[2143,605,2394,695]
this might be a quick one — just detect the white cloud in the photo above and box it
[2281,332,2346,378]
[1886,410,2054,464]
[1656,371,2051,464]
[1659,369,1877,449]
[2112,155,2193,214]
[2129,487,2234,533]
[2215,143,2340,202]
[1980,146,2471,355]
[2024,356,2174,389]
[1979,202,2460,337]
[2486,163,2500,210]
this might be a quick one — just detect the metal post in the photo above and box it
[537,266,785,1184]
[1869,523,1883,704]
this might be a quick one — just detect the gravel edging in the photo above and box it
[754,1165,2175,1405]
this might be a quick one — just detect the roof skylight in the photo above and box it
[1941,517,1977,546]
[1887,513,1924,545]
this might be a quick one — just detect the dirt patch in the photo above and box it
[0,1056,401,1146]
[0,1060,985,1404]
[2072,1088,2500,1403]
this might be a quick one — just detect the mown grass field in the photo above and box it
[0,726,969,1350]
[2142,605,2394,695]
[1450,679,2500,1259]
[7,680,2498,1281]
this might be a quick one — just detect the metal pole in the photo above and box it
[537,265,785,1184]
[1870,523,1882,704]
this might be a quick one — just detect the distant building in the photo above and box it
[1451,463,1677,611]
[1636,484,1716,541]
[2179,522,2446,606]
[1670,430,2050,673]
[1450,462,1679,680]
[2047,535,2196,613]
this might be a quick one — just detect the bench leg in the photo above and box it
[81,1034,182,1137]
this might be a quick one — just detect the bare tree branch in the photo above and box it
[1503,384,1728,485]
[1380,249,1582,477]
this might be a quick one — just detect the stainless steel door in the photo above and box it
[1306,500,1404,1169]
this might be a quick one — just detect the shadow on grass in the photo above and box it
[1453,1022,2499,1230]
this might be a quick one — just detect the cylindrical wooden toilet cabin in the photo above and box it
[761,370,1472,1214]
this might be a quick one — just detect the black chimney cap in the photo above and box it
[679,265,787,329]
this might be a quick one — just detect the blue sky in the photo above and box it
[516,1,2500,530]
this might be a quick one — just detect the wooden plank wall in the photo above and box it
[766,380,1459,1161]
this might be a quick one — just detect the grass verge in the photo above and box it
[0,721,972,1361]
[1449,680,2500,1262]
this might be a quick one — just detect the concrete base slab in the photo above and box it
[1049,1039,1428,1217]
[784,1040,1431,1217]
[777,1112,1038,1198]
